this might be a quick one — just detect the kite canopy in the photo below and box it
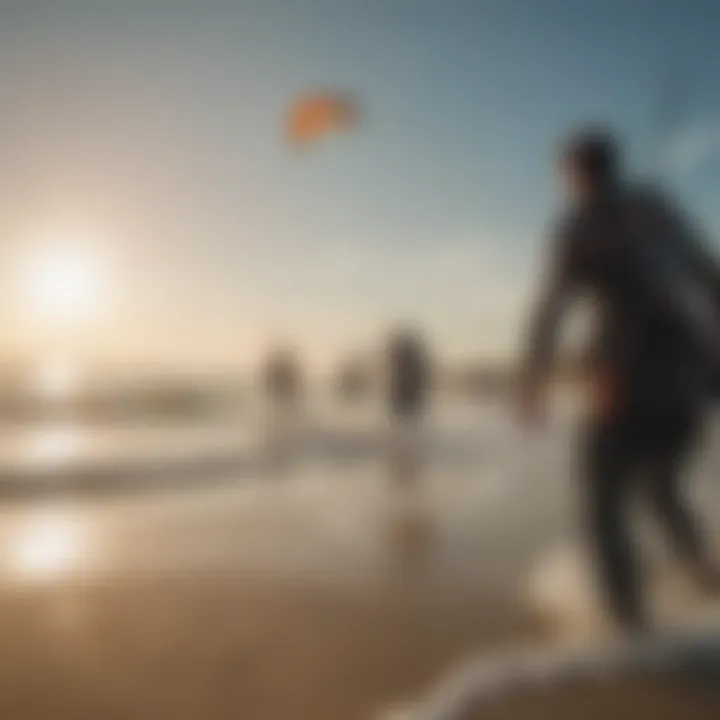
[286,92,360,145]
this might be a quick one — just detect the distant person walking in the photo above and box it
[387,327,430,422]
[518,128,720,631]
[386,327,431,490]
[264,346,302,408]
[262,345,304,473]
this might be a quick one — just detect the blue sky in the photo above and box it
[1,0,720,367]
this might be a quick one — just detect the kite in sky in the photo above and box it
[285,91,360,146]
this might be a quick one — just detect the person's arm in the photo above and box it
[643,189,720,305]
[518,222,576,411]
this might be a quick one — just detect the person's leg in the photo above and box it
[646,410,719,591]
[583,419,646,631]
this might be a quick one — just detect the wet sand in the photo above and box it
[0,477,542,719]
[0,578,536,720]
[0,410,718,719]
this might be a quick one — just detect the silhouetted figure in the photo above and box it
[264,347,302,406]
[387,328,430,422]
[386,327,431,491]
[261,346,304,474]
[519,127,720,631]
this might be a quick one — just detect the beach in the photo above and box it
[0,402,718,719]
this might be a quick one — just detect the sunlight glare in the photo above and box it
[10,513,86,583]
[20,243,107,324]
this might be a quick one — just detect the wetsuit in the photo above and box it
[522,183,720,629]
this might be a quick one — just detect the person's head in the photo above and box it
[559,127,621,204]
[389,323,423,352]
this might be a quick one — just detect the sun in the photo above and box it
[20,243,108,325]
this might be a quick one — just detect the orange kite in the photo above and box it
[286,92,360,145]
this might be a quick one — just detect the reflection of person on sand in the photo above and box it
[388,504,436,579]
[386,327,431,491]
[518,128,720,633]
[261,345,304,473]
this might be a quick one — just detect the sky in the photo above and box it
[1,0,720,370]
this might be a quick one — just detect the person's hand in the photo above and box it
[516,381,546,428]
[590,372,618,420]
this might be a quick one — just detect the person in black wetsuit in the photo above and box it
[519,128,720,631]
